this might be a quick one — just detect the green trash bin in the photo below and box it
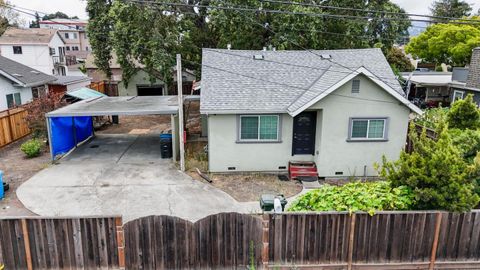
[260,194,287,211]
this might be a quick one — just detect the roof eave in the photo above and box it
[200,109,286,115]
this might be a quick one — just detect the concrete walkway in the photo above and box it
[17,134,260,222]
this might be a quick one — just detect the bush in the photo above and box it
[20,139,42,158]
[449,128,480,162]
[378,125,480,212]
[414,107,449,129]
[447,94,480,130]
[287,181,415,215]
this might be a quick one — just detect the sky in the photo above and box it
[7,0,480,24]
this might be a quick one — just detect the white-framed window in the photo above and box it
[6,93,21,108]
[453,90,464,102]
[348,118,388,141]
[238,115,280,142]
[64,33,69,39]
[73,33,78,39]
[31,86,47,99]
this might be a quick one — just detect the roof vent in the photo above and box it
[320,54,331,59]
[12,73,23,77]
[253,54,264,60]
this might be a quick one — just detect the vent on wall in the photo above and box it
[351,79,360,93]
[335,171,344,175]
[228,167,236,171]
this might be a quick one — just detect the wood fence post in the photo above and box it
[262,214,270,269]
[6,109,14,142]
[347,213,356,270]
[429,212,443,270]
[116,217,125,269]
[21,219,33,270]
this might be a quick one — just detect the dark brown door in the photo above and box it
[292,111,317,155]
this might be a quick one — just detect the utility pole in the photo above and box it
[176,54,186,171]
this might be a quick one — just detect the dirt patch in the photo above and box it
[96,115,172,134]
[0,136,50,216]
[189,172,302,202]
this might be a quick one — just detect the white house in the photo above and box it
[0,56,56,111]
[0,28,70,76]
[200,49,422,178]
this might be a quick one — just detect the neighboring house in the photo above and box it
[450,47,480,104]
[200,49,422,177]
[85,53,195,96]
[0,56,56,110]
[0,28,72,76]
[47,75,91,94]
[39,19,91,54]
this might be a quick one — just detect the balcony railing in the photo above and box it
[52,55,77,66]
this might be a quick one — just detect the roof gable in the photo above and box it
[200,48,420,115]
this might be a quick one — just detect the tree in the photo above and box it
[430,0,472,21]
[23,93,66,139]
[378,124,480,211]
[405,22,480,66]
[42,11,71,20]
[86,0,412,86]
[447,94,480,129]
[29,12,40,28]
[0,0,22,35]
[386,47,414,72]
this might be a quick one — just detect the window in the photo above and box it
[73,33,78,39]
[453,90,464,102]
[72,46,79,51]
[85,46,89,51]
[66,46,70,51]
[64,33,69,39]
[49,47,55,55]
[349,118,387,141]
[351,79,360,93]
[31,86,46,99]
[13,46,22,54]
[6,93,21,108]
[239,115,280,141]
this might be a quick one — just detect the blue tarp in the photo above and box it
[50,116,93,157]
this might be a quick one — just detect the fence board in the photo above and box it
[0,108,30,148]
[0,217,119,269]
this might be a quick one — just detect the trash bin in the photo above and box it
[160,134,173,159]
[0,170,4,200]
[260,194,287,211]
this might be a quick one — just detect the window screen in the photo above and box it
[13,46,22,54]
[240,115,279,141]
[350,119,386,140]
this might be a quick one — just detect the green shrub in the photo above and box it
[447,94,480,130]
[287,181,415,215]
[449,128,480,162]
[20,139,42,158]
[378,125,480,212]
[414,107,449,129]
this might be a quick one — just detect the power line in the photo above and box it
[126,0,480,25]
[263,0,480,23]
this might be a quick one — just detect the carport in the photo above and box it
[45,96,180,161]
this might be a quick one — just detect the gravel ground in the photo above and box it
[0,136,50,216]
[96,115,172,134]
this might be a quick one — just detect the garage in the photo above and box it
[137,85,164,96]
[45,96,181,161]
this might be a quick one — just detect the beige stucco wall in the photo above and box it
[118,70,164,96]
[310,75,410,177]
[207,75,411,176]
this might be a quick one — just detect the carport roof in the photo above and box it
[46,96,178,117]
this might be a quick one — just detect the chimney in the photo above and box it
[466,47,480,89]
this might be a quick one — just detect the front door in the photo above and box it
[292,111,316,155]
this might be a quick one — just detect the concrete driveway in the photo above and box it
[17,134,259,222]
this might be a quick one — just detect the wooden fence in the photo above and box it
[0,107,30,148]
[2,212,480,269]
[124,213,263,269]
[0,216,123,270]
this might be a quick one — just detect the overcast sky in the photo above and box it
[7,0,480,23]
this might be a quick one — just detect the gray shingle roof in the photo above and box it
[200,48,405,115]
[0,56,56,87]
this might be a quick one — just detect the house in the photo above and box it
[0,28,73,76]
[47,75,92,95]
[200,48,422,177]
[449,48,480,104]
[39,18,91,54]
[402,71,454,108]
[0,56,56,110]
[85,53,196,96]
